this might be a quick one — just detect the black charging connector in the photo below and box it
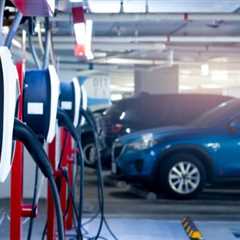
[57,108,84,240]
[80,108,119,240]
[13,119,64,240]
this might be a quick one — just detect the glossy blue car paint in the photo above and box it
[113,99,240,182]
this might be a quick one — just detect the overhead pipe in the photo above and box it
[0,0,5,28]
[42,17,51,69]
[5,12,23,48]
[50,37,240,53]
[0,0,5,45]
[54,12,240,22]
[93,36,240,43]
[53,42,166,51]
[28,18,41,69]
[59,59,240,68]
[47,35,240,44]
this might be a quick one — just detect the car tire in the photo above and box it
[83,142,97,168]
[158,153,206,199]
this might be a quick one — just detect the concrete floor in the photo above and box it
[1,169,240,239]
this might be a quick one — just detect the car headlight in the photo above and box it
[128,133,158,150]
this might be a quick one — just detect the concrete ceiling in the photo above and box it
[26,0,240,95]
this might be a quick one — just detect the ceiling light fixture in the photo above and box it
[201,63,209,76]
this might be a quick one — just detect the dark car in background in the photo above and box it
[99,93,233,168]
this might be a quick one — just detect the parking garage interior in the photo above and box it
[2,0,240,240]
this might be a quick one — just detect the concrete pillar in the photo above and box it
[135,65,179,94]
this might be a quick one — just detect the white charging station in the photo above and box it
[0,47,19,182]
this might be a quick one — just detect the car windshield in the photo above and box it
[190,99,240,128]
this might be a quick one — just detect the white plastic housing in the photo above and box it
[47,65,60,143]
[81,85,88,126]
[0,47,18,182]
[72,78,81,128]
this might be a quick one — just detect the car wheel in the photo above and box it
[83,143,96,167]
[159,153,206,199]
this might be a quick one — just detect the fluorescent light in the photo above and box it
[72,7,94,60]
[74,22,86,45]
[70,0,83,2]
[201,64,209,76]
[111,94,123,101]
[110,84,133,92]
[85,20,94,60]
[179,85,196,91]
[201,83,222,89]
[180,70,192,75]
[211,70,228,82]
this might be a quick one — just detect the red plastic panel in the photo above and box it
[72,6,85,23]
[10,0,55,16]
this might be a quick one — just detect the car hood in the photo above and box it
[116,126,184,144]
[116,125,219,145]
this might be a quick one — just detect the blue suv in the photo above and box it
[112,99,240,199]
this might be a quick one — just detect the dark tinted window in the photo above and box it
[133,94,233,128]
[191,99,240,128]
[104,94,233,130]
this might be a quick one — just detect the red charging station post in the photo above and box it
[60,129,67,227]
[47,138,57,240]
[66,142,74,230]
[60,129,74,230]
[65,132,74,230]
[10,62,24,240]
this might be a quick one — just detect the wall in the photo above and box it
[135,65,179,94]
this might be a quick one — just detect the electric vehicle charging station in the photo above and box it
[23,65,60,143]
[0,1,119,239]
[22,64,67,240]
[58,78,87,236]
[0,10,64,240]
[2,1,240,240]
[2,1,64,239]
[60,78,81,128]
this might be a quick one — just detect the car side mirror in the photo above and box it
[229,120,240,133]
